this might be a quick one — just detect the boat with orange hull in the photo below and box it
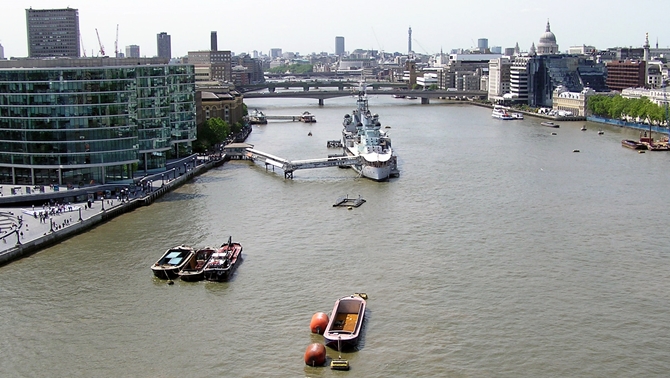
[323,293,367,351]
[202,237,243,281]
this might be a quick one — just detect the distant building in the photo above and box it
[125,45,140,58]
[552,86,595,116]
[269,48,282,59]
[606,60,646,91]
[490,46,502,54]
[157,32,171,59]
[568,45,596,55]
[211,31,217,51]
[0,57,196,185]
[477,38,488,52]
[504,47,516,56]
[488,57,512,102]
[0,43,4,59]
[336,36,345,56]
[621,87,670,107]
[26,7,80,58]
[188,50,232,82]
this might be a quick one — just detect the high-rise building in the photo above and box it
[335,36,345,56]
[125,45,140,58]
[0,43,4,59]
[269,48,282,59]
[408,27,412,55]
[26,7,80,58]
[478,38,489,51]
[0,57,196,184]
[211,31,217,51]
[157,32,171,59]
[606,60,646,91]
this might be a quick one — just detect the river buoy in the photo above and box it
[304,343,326,366]
[310,312,329,334]
[331,358,350,370]
[573,149,580,153]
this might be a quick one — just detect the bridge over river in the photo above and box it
[242,89,487,105]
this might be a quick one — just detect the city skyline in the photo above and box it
[1,0,668,58]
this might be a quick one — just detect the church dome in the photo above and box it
[539,21,556,45]
[537,20,558,54]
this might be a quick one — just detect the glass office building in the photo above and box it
[0,58,196,186]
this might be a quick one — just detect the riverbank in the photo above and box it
[0,156,226,267]
[468,101,586,121]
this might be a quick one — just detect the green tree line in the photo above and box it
[193,118,244,153]
[588,94,668,125]
[267,64,313,74]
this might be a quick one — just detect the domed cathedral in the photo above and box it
[537,20,559,55]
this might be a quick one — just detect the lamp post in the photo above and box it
[50,218,54,233]
[16,230,21,245]
[101,198,105,211]
[161,173,164,187]
[78,207,82,222]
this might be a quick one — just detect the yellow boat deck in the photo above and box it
[332,313,359,333]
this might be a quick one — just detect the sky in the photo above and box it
[1,0,668,58]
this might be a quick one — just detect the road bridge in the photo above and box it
[242,89,487,105]
[245,148,360,179]
[238,81,407,93]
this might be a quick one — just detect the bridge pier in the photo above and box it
[268,86,275,93]
[318,99,324,106]
[303,86,309,92]
[421,97,430,105]
[284,171,293,179]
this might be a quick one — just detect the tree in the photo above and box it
[194,118,230,152]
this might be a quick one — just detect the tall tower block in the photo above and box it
[408,26,412,55]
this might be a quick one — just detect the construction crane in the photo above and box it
[95,28,105,56]
[114,24,119,58]
[80,33,86,57]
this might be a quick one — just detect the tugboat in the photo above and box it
[202,237,243,281]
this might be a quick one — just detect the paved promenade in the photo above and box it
[0,155,225,265]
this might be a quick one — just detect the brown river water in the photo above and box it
[1,95,669,377]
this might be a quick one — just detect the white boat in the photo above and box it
[341,84,398,181]
[492,106,513,120]
[511,112,524,120]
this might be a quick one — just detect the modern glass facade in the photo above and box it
[0,60,196,186]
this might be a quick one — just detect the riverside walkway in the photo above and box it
[0,155,225,266]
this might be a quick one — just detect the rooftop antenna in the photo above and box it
[114,24,119,57]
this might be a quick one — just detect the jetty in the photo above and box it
[245,148,360,179]
[333,195,366,208]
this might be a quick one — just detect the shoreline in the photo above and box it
[0,157,226,267]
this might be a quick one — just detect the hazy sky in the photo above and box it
[1,0,668,58]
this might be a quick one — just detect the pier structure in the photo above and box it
[245,148,360,179]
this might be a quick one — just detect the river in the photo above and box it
[1,95,669,377]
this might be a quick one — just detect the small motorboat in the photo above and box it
[308,131,312,136]
[151,245,195,280]
[621,139,647,150]
[178,246,218,282]
[581,126,587,131]
[598,130,604,135]
[202,237,243,282]
[541,121,560,128]
[323,293,367,351]
[299,111,316,123]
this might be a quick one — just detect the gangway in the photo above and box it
[245,148,360,179]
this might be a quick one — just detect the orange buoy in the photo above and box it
[310,312,329,334]
[304,343,327,366]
